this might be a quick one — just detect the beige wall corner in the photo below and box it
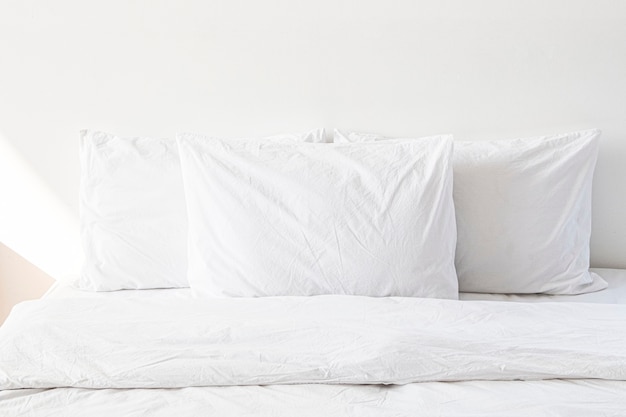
[0,241,55,325]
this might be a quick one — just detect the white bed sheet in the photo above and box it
[46,268,626,304]
[460,268,626,303]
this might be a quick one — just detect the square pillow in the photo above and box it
[79,128,325,291]
[453,129,606,294]
[178,133,458,298]
[334,128,607,294]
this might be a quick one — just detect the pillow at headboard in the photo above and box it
[452,129,606,294]
[79,129,325,291]
[178,133,458,298]
[335,128,607,295]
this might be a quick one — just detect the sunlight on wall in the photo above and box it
[0,132,82,282]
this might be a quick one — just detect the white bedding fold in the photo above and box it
[1,296,626,389]
[4,381,626,417]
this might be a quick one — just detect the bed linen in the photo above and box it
[178,135,458,299]
[3,271,626,415]
[461,268,626,304]
[43,268,626,304]
[2,295,626,388]
[333,128,605,295]
[2,294,626,415]
[4,381,626,417]
[452,130,602,294]
[79,129,326,291]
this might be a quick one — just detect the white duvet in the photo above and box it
[2,296,626,391]
[4,381,626,417]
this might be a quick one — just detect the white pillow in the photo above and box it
[453,129,606,294]
[334,129,607,294]
[178,133,458,298]
[79,129,325,291]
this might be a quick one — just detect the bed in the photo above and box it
[2,128,625,416]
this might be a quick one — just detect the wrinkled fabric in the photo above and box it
[3,381,626,417]
[2,296,626,390]
[453,129,604,294]
[334,129,606,295]
[80,130,187,290]
[79,129,326,291]
[42,267,626,304]
[178,135,458,298]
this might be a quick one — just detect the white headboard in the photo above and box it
[1,0,625,276]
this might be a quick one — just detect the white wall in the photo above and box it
[1,0,625,274]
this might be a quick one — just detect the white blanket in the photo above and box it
[1,296,626,390]
[4,381,626,417]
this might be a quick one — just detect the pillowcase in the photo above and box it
[334,128,607,295]
[178,133,458,299]
[79,129,325,291]
[453,129,606,294]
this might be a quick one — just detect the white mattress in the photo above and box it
[44,268,626,304]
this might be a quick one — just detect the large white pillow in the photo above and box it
[79,129,325,291]
[453,129,606,294]
[178,134,458,298]
[334,128,607,294]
